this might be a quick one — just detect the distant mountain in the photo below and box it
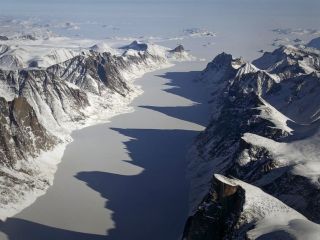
[0,43,79,69]
[0,40,191,220]
[184,40,320,239]
[307,37,320,49]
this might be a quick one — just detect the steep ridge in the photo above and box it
[0,40,191,220]
[183,175,320,239]
[185,40,320,239]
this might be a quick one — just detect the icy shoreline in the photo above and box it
[0,60,174,221]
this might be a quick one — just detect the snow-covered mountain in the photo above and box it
[307,37,320,50]
[184,39,320,239]
[0,38,191,220]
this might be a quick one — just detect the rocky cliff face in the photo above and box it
[0,97,56,166]
[183,175,245,240]
[184,174,320,240]
[0,40,187,219]
[0,96,58,216]
[185,41,320,239]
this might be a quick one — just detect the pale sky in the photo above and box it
[0,0,319,40]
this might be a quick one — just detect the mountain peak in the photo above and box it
[307,37,320,50]
[119,40,148,51]
[169,44,185,53]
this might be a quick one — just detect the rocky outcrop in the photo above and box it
[119,40,148,51]
[0,36,9,41]
[183,175,245,240]
[0,97,57,166]
[169,45,185,53]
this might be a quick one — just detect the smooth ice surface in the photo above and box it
[0,61,210,240]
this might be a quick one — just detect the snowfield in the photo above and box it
[242,130,320,186]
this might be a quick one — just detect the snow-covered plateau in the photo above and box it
[183,37,320,239]
[0,35,194,220]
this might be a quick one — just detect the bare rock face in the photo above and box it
[186,42,320,238]
[19,34,37,41]
[0,36,9,41]
[169,45,185,53]
[183,175,245,240]
[47,51,131,96]
[119,40,148,51]
[0,97,57,167]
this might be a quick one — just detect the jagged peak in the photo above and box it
[169,44,185,53]
[119,40,148,51]
[89,42,118,55]
[205,52,245,72]
[212,52,233,64]
[253,44,320,76]
[235,62,259,77]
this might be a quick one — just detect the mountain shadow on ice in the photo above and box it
[75,128,199,240]
[0,219,105,240]
[140,71,209,127]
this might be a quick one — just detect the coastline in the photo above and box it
[0,60,174,221]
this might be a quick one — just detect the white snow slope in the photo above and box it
[215,174,320,240]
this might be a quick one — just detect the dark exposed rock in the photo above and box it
[119,40,148,51]
[0,36,9,41]
[169,45,185,53]
[28,60,39,68]
[0,97,57,168]
[19,34,37,41]
[183,175,245,240]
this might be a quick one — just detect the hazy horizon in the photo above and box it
[0,0,319,39]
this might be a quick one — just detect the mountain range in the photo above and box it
[184,38,320,239]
